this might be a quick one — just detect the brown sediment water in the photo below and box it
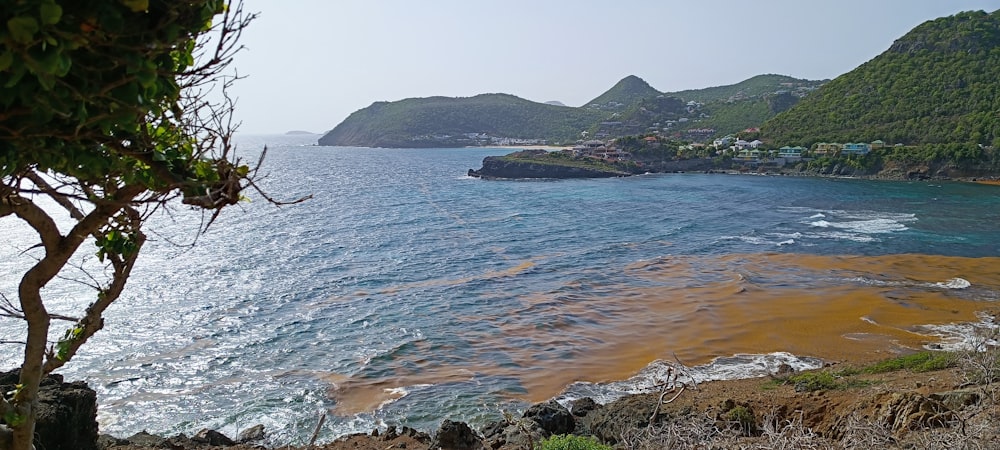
[328,253,999,414]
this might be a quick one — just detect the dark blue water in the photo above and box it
[1,134,998,444]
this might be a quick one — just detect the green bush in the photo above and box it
[789,371,838,391]
[861,351,956,374]
[538,434,613,450]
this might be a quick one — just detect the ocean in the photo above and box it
[1,134,999,444]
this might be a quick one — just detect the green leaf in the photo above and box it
[0,51,13,72]
[7,16,40,43]
[40,3,63,25]
[120,0,149,13]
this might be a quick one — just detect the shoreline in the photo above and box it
[96,346,1000,449]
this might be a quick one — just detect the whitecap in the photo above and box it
[810,220,831,228]
[776,239,795,246]
[809,213,826,219]
[554,352,824,406]
[933,278,971,290]
[914,313,998,352]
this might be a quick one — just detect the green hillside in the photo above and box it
[666,74,825,103]
[586,75,662,108]
[318,74,825,148]
[763,10,1000,147]
[318,94,605,148]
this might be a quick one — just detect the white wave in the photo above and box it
[811,218,907,234]
[804,231,879,243]
[914,313,998,352]
[933,278,971,290]
[809,213,826,219]
[776,239,795,246]
[555,352,824,406]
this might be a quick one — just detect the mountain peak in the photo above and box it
[586,75,661,108]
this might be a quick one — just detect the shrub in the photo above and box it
[789,371,838,392]
[861,351,955,374]
[538,434,614,450]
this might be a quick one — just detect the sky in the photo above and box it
[225,0,1000,134]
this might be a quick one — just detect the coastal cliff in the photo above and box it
[467,149,720,180]
[468,154,633,179]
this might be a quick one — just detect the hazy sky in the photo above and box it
[227,1,1000,134]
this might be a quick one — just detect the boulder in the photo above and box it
[123,431,167,447]
[430,419,483,450]
[0,370,98,450]
[522,401,574,436]
[873,392,956,433]
[193,428,235,446]
[585,393,660,443]
[237,424,266,443]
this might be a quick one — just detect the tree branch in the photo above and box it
[1,188,63,254]
[43,206,146,374]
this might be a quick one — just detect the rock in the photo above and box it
[570,397,600,417]
[124,431,167,447]
[586,393,660,444]
[522,401,574,436]
[873,392,956,433]
[774,363,795,377]
[194,428,235,446]
[929,390,980,412]
[480,420,545,450]
[0,425,12,450]
[237,424,266,443]
[96,434,129,449]
[1,370,99,450]
[469,155,631,179]
[430,419,483,450]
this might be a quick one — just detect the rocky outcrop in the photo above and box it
[0,370,98,450]
[469,155,631,179]
[430,420,484,450]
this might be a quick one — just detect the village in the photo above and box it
[567,130,895,169]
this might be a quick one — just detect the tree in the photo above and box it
[0,2,287,449]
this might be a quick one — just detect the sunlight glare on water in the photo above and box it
[1,134,999,442]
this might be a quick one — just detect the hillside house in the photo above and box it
[736,149,762,161]
[573,140,607,156]
[778,146,806,158]
[842,143,871,155]
[713,136,733,147]
[813,142,842,155]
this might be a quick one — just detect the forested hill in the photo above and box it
[318,94,604,148]
[665,74,825,104]
[763,10,1000,147]
[318,75,824,148]
[586,75,662,107]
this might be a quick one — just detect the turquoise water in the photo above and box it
[1,134,999,444]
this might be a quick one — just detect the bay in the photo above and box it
[1,134,998,443]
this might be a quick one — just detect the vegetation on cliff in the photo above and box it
[763,10,1000,148]
[318,75,824,148]
[318,94,604,148]
[665,74,825,104]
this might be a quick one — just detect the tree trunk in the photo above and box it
[13,282,48,450]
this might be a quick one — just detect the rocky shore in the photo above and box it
[7,350,1000,450]
[467,150,1000,182]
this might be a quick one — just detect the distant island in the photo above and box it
[285,130,318,135]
